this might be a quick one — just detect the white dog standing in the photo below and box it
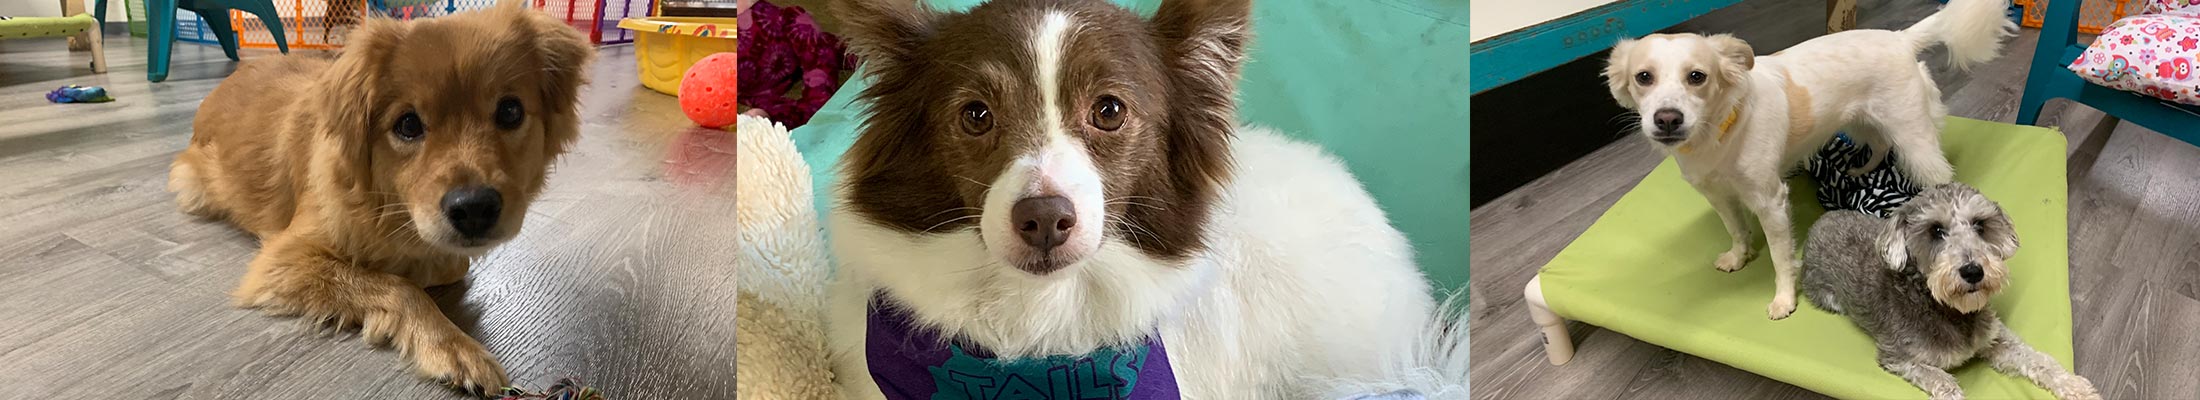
[1602,0,2015,319]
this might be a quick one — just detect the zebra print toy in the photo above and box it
[1795,134,1921,218]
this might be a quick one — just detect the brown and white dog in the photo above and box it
[168,2,591,392]
[822,0,1464,398]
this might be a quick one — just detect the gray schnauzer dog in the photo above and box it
[1801,183,2099,400]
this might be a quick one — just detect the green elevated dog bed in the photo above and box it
[1527,117,2071,399]
[0,14,95,38]
[791,0,1470,291]
[0,12,107,73]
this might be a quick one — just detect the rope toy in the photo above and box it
[495,378,604,400]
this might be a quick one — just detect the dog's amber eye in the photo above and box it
[393,112,426,141]
[1687,71,1708,86]
[494,97,524,130]
[1090,95,1125,131]
[960,101,992,136]
[1634,71,1653,86]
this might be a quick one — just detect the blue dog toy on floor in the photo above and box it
[46,85,113,103]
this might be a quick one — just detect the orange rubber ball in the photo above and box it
[680,52,739,129]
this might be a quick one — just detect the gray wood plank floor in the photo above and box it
[1469,0,2200,399]
[0,30,737,399]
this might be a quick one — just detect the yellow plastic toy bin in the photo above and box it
[617,16,736,96]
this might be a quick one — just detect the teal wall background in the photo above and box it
[794,0,1471,294]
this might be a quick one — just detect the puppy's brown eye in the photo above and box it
[1930,224,1947,240]
[1687,71,1708,85]
[1634,71,1653,86]
[961,101,992,136]
[1973,218,1988,230]
[1090,95,1125,131]
[393,112,425,141]
[494,97,524,130]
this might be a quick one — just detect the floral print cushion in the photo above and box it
[2142,0,2200,15]
[2068,8,2200,106]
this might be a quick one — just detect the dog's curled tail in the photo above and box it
[1903,0,2018,71]
[1314,292,1471,400]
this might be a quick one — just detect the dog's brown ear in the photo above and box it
[513,4,594,155]
[1602,39,1640,109]
[1706,34,1755,71]
[834,0,938,81]
[1152,0,1250,188]
[315,18,409,193]
[323,18,408,139]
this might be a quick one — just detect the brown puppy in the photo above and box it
[168,1,591,392]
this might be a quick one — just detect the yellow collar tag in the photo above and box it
[1677,105,1742,155]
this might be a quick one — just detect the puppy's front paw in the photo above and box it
[411,334,509,394]
[1715,250,1751,272]
[2056,375,2102,400]
[1767,296,1797,320]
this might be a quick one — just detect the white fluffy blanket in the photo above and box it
[735,114,837,398]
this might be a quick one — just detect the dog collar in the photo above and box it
[865,295,1182,400]
[1717,104,1741,141]
[1677,105,1743,155]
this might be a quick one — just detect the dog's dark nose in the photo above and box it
[1958,263,1984,284]
[441,186,502,240]
[1012,196,1075,250]
[1653,109,1684,133]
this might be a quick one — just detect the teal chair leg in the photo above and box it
[147,0,175,82]
[200,10,243,61]
[233,0,289,54]
[2015,0,2083,126]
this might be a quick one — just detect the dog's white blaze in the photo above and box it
[1033,11,1073,142]
[973,9,1104,269]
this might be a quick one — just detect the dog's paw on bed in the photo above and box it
[1767,294,1797,320]
[1714,247,1755,272]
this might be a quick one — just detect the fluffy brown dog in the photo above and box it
[168,2,591,392]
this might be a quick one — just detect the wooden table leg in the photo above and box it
[1828,0,1860,33]
[63,0,92,51]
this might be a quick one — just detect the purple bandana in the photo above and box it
[865,295,1181,399]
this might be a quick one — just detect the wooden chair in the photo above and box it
[2015,0,2200,146]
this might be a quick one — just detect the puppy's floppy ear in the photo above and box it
[316,17,408,191]
[518,5,593,114]
[1152,0,1251,187]
[834,0,939,82]
[1982,207,2020,260]
[323,18,408,139]
[1602,39,1640,109]
[1878,213,1912,271]
[1705,34,1755,72]
[511,3,594,155]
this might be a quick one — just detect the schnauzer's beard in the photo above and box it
[1927,260,2004,314]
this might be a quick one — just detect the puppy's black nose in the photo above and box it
[1653,109,1685,133]
[1012,196,1075,250]
[441,186,502,240]
[1958,263,1984,284]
